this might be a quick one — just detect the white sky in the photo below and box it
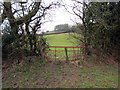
[41,8,75,31]
[0,0,82,32]
[41,0,80,32]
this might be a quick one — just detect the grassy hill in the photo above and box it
[45,33,77,46]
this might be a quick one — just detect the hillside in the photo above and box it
[45,33,77,46]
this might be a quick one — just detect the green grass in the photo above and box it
[44,32,84,60]
[45,33,77,46]
[80,83,94,88]
[44,33,81,52]
[2,59,46,88]
[3,59,118,88]
[79,68,92,73]
[74,66,118,88]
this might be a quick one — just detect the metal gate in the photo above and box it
[44,46,87,62]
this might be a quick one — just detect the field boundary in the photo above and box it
[44,46,87,62]
[36,31,73,36]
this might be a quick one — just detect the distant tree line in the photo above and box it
[54,24,71,31]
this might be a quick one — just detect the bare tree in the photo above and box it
[1,1,61,58]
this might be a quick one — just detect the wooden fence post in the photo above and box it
[65,48,69,62]
[55,47,56,60]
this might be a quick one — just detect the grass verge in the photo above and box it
[2,59,118,88]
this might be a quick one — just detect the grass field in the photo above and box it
[45,33,83,60]
[45,33,77,46]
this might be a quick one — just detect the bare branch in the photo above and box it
[16,2,41,25]
[72,7,83,20]
[2,2,15,23]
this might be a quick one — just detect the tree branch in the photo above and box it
[16,2,41,25]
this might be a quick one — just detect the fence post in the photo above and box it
[55,47,56,60]
[65,48,69,62]
[41,47,45,60]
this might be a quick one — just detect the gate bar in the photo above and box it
[45,46,87,48]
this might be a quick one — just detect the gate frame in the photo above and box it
[44,46,87,62]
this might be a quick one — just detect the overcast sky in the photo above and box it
[41,0,79,32]
[0,0,81,33]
